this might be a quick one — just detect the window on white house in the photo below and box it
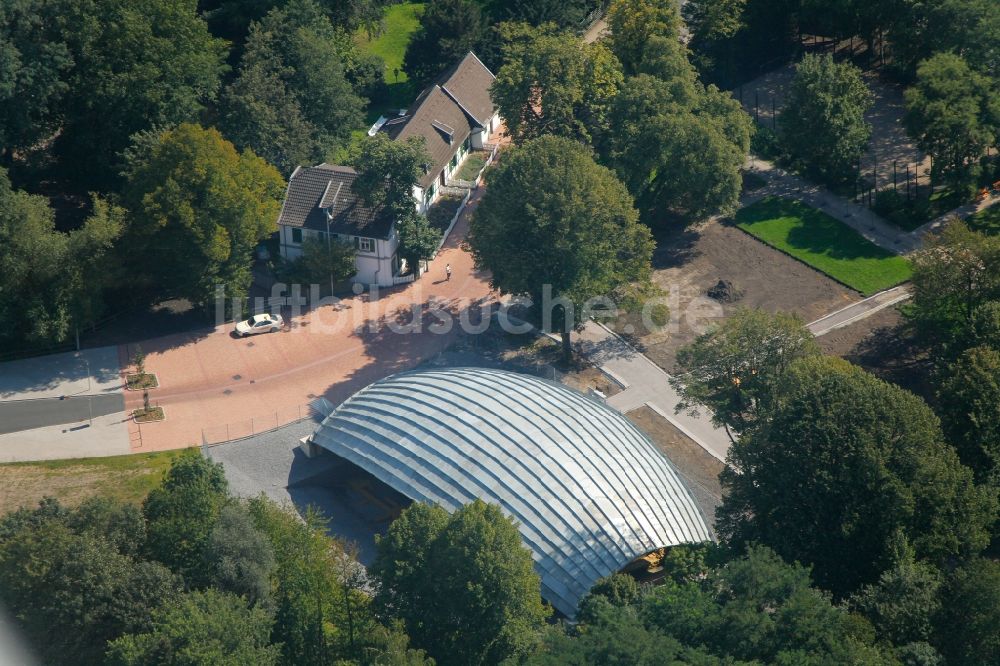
[358,237,374,252]
[291,228,302,244]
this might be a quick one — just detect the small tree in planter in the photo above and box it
[126,344,159,390]
[133,388,164,422]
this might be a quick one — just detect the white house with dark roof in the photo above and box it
[276,52,500,286]
[380,51,500,212]
[276,164,402,286]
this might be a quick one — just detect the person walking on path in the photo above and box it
[445,264,452,281]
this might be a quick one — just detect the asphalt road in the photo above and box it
[0,394,124,435]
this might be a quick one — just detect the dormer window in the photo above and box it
[431,120,455,144]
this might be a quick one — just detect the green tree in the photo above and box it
[483,0,601,29]
[122,124,285,309]
[604,74,752,220]
[850,541,943,647]
[607,0,683,76]
[887,0,999,79]
[937,345,1000,483]
[641,545,893,664]
[491,25,623,144]
[221,0,366,176]
[907,220,1000,354]
[105,589,281,666]
[779,53,873,184]
[0,506,180,666]
[718,356,996,597]
[0,168,124,349]
[0,0,72,158]
[403,0,487,85]
[372,500,548,666]
[396,210,442,275]
[143,449,230,581]
[671,308,819,441]
[248,497,374,665]
[200,504,276,608]
[284,236,359,288]
[349,133,430,215]
[56,0,228,188]
[468,135,654,361]
[205,0,389,44]
[933,557,1000,666]
[904,52,996,192]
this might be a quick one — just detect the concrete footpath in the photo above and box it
[573,322,732,462]
[807,285,912,337]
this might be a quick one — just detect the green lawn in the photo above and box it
[968,204,1000,235]
[0,450,183,515]
[735,197,913,296]
[355,2,424,110]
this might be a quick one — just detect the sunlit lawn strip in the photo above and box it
[736,196,912,296]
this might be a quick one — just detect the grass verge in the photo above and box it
[355,2,424,110]
[968,205,1000,235]
[0,450,183,515]
[735,196,912,296]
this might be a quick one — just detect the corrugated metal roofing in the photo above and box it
[309,367,711,618]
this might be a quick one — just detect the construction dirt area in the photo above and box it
[615,218,857,372]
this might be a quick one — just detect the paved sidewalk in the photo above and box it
[0,346,122,400]
[572,322,732,462]
[0,413,131,462]
[807,284,912,337]
[746,159,921,254]
[914,192,1000,237]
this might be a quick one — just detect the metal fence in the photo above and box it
[200,402,322,446]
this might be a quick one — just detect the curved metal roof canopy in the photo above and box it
[310,367,711,617]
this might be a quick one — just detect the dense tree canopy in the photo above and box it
[491,25,623,144]
[937,345,1000,484]
[373,501,548,666]
[607,0,683,76]
[142,449,230,581]
[105,589,281,666]
[904,53,997,192]
[57,0,228,188]
[718,355,995,596]
[0,0,71,158]
[907,220,1000,354]
[0,499,180,666]
[403,0,487,85]
[221,0,366,175]
[779,53,873,184]
[482,0,602,29]
[603,73,752,220]
[672,308,819,440]
[933,557,1000,666]
[531,545,895,664]
[121,124,285,308]
[468,135,653,358]
[0,168,124,348]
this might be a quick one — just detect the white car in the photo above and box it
[235,313,283,337]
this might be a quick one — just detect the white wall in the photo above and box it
[278,225,400,287]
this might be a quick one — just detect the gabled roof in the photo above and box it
[437,52,497,127]
[276,164,394,239]
[380,51,497,189]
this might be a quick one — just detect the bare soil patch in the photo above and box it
[817,305,933,399]
[626,406,724,528]
[615,219,855,372]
